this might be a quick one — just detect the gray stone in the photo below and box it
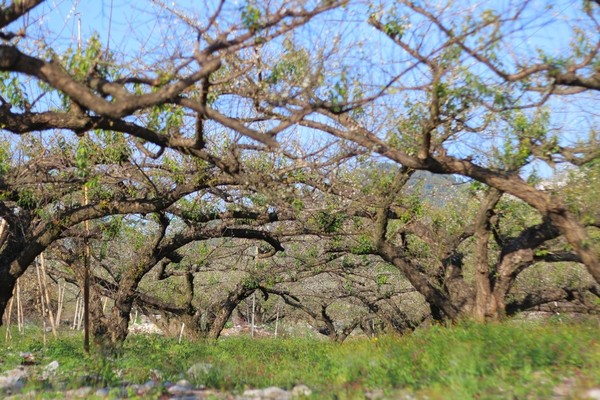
[129,322,164,335]
[168,385,189,394]
[168,380,194,395]
[143,380,158,390]
[243,386,290,400]
[172,394,206,400]
[176,379,193,389]
[65,386,92,398]
[94,387,110,397]
[127,384,142,394]
[0,367,27,393]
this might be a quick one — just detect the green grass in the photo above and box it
[1,320,599,399]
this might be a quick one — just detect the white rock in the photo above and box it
[291,384,312,398]
[128,322,164,335]
[585,388,600,400]
[553,377,577,397]
[42,360,59,380]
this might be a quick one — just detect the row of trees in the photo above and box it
[1,0,599,348]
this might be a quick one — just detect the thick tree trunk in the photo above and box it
[491,247,536,318]
[0,272,16,326]
[89,287,111,348]
[208,307,236,339]
[0,185,202,327]
[443,260,475,318]
[379,242,460,320]
[432,156,600,286]
[148,312,204,339]
[83,274,139,347]
[105,275,144,345]
[207,285,254,339]
[474,265,493,321]
[549,210,600,284]
[109,294,135,345]
[473,189,502,322]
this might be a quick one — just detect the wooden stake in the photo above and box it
[274,307,279,338]
[55,282,65,328]
[83,184,90,353]
[251,292,256,338]
[16,280,23,333]
[0,218,6,248]
[39,254,57,337]
[251,246,258,338]
[5,294,13,341]
[72,295,80,330]
[36,261,47,347]
[35,262,46,325]
[77,298,85,331]
[178,322,185,344]
[1,219,12,341]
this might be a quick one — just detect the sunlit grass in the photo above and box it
[1,320,599,398]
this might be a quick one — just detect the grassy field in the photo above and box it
[1,320,599,399]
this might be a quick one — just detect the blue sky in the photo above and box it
[5,0,597,180]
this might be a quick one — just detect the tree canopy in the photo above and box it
[1,0,599,346]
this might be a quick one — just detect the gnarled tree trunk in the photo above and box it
[207,284,255,339]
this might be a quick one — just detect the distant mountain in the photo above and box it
[406,170,464,205]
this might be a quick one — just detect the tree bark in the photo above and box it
[207,284,254,339]
[548,210,600,284]
[108,285,137,345]
[379,242,460,320]
[0,272,16,326]
[473,189,502,321]
[432,155,600,286]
